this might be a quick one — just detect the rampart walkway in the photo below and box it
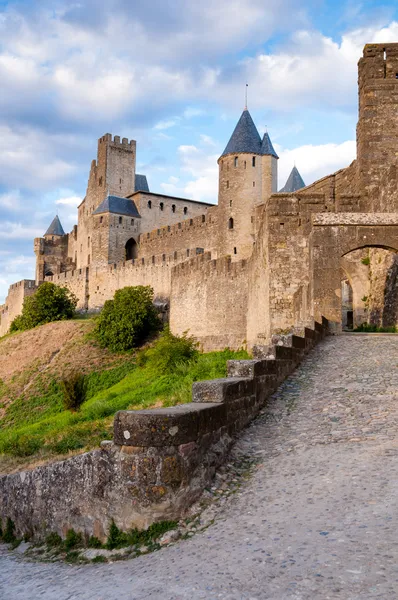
[2,334,398,599]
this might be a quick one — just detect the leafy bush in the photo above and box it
[2,518,16,543]
[93,286,159,351]
[2,435,43,457]
[137,327,199,374]
[361,256,370,266]
[354,323,397,333]
[61,373,87,412]
[46,532,63,547]
[87,535,103,549]
[64,529,83,550]
[106,519,178,550]
[10,282,78,332]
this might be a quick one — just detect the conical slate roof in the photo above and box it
[44,215,65,236]
[279,166,306,193]
[261,132,279,159]
[221,109,262,157]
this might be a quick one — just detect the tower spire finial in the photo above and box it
[245,83,248,110]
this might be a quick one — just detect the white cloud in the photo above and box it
[0,190,22,211]
[56,195,82,207]
[183,108,206,119]
[154,120,177,130]
[0,126,75,190]
[160,143,219,202]
[0,221,43,240]
[277,140,357,188]
[213,21,398,111]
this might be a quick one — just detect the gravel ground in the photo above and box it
[2,334,398,600]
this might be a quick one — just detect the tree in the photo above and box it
[93,286,159,351]
[10,282,78,332]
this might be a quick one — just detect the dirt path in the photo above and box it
[2,334,398,600]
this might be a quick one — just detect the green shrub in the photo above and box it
[92,555,107,563]
[10,282,78,332]
[105,519,178,550]
[354,323,397,333]
[137,328,199,374]
[46,532,63,547]
[2,435,43,457]
[361,256,370,266]
[61,373,87,412]
[64,529,83,550]
[93,286,159,351]
[106,521,129,549]
[49,434,85,454]
[3,518,16,543]
[87,535,103,548]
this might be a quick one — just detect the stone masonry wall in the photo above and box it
[138,206,219,259]
[46,269,89,311]
[0,320,328,541]
[0,280,37,337]
[131,192,212,235]
[170,253,249,351]
[88,260,172,309]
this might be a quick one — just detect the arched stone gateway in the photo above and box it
[311,214,398,330]
[125,238,138,260]
[264,211,398,340]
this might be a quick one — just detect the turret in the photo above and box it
[261,132,279,200]
[217,108,278,259]
[43,215,65,239]
[34,215,68,283]
[357,43,398,211]
[279,166,306,193]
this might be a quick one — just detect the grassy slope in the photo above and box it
[0,324,248,473]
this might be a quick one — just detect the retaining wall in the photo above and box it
[0,318,328,541]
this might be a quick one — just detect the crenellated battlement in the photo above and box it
[362,43,398,59]
[172,252,248,279]
[99,133,136,149]
[139,211,212,246]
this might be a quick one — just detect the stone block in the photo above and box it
[114,403,229,447]
[227,359,276,378]
[161,456,183,485]
[192,377,254,403]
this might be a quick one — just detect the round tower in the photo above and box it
[217,109,278,260]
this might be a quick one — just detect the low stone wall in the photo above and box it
[0,319,328,541]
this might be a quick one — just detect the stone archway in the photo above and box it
[125,238,138,261]
[311,214,398,330]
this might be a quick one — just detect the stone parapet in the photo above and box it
[0,318,328,542]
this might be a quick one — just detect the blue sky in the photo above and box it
[1,0,398,302]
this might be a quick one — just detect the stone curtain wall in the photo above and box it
[89,260,172,309]
[46,269,89,311]
[0,280,37,337]
[0,320,328,541]
[170,253,249,351]
[138,207,219,260]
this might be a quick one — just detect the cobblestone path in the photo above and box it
[2,334,398,600]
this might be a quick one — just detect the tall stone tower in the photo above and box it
[85,134,137,213]
[357,43,398,212]
[217,109,278,259]
[34,215,69,283]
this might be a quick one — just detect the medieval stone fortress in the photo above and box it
[2,42,398,597]
[1,42,398,347]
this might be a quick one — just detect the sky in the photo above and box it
[1,0,398,303]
